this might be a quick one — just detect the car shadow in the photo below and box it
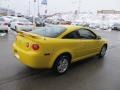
[0,55,107,90]
[23,55,105,77]
[0,55,106,86]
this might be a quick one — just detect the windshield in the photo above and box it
[35,18,42,21]
[30,26,66,38]
[18,18,29,23]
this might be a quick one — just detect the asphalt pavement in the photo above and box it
[0,29,120,90]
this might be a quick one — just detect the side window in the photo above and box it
[63,30,80,39]
[79,29,96,39]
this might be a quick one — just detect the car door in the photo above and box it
[63,29,101,62]
[63,30,90,62]
[78,28,101,57]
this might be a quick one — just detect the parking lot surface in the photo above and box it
[0,30,120,90]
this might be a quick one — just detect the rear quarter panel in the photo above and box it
[42,38,83,68]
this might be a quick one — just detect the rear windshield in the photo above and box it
[30,26,66,38]
[0,18,4,21]
[18,18,29,23]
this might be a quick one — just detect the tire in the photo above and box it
[15,26,17,31]
[5,30,8,33]
[99,45,107,58]
[8,24,11,27]
[53,55,71,75]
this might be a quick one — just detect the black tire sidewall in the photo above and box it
[99,45,107,58]
[15,26,17,31]
[5,30,8,33]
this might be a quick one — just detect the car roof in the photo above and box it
[47,25,82,30]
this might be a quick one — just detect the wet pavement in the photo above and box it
[0,29,120,90]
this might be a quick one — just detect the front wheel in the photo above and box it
[99,45,107,58]
[53,55,70,75]
[5,30,8,33]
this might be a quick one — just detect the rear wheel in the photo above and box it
[5,30,8,33]
[53,55,70,75]
[99,45,107,58]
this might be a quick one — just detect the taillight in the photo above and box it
[18,23,24,25]
[32,44,39,50]
[4,23,8,25]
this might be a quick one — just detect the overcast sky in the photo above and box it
[0,0,120,15]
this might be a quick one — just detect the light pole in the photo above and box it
[6,0,10,16]
[72,0,81,21]
[33,0,37,28]
[7,4,10,16]
[78,0,81,14]
[37,0,40,17]
[28,0,31,16]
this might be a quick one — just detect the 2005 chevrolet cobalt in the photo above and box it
[13,25,108,74]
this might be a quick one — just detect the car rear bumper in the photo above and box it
[0,26,8,30]
[13,43,52,69]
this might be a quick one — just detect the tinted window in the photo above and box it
[18,18,29,22]
[79,29,96,39]
[31,26,66,38]
[63,31,80,39]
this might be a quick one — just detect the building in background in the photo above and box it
[97,10,120,14]
[0,7,15,16]
[0,0,15,16]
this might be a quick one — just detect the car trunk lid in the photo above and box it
[15,31,44,52]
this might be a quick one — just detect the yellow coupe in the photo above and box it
[13,25,108,74]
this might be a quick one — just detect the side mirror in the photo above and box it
[96,36,101,39]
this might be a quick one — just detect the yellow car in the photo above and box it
[13,25,108,74]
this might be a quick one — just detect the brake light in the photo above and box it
[4,23,8,25]
[18,23,24,25]
[32,44,39,50]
